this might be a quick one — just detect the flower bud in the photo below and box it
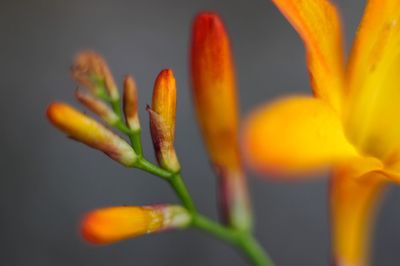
[148,69,180,172]
[81,205,191,244]
[75,90,119,125]
[47,102,136,166]
[190,12,252,231]
[71,51,119,101]
[123,75,141,131]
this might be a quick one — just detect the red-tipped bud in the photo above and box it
[190,12,252,231]
[81,205,191,244]
[75,90,119,125]
[148,69,180,172]
[71,51,119,101]
[123,75,141,131]
[47,102,136,166]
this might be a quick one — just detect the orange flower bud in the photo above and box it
[148,69,180,172]
[71,51,119,101]
[190,12,252,230]
[81,205,191,244]
[47,102,136,166]
[75,90,119,125]
[123,75,141,131]
[191,12,240,171]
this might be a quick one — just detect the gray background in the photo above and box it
[1,0,399,265]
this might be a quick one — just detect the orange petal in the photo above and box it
[81,205,190,244]
[242,96,357,176]
[272,0,345,111]
[330,165,387,266]
[345,0,400,161]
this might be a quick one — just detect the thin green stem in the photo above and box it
[111,98,123,118]
[169,174,197,213]
[135,158,172,179]
[129,130,143,156]
[192,214,274,266]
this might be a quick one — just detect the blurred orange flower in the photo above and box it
[243,0,400,265]
[190,12,252,231]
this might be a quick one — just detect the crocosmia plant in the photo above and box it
[243,0,400,265]
[47,1,400,265]
[48,12,273,266]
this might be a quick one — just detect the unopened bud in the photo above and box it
[71,51,119,101]
[75,90,119,125]
[123,75,141,131]
[47,102,136,166]
[81,205,191,244]
[191,12,252,231]
[148,69,180,172]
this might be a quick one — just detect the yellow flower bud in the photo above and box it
[75,90,119,125]
[123,75,141,131]
[47,102,136,166]
[148,69,180,172]
[81,205,191,244]
[71,51,119,101]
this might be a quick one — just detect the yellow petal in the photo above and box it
[330,164,387,266]
[272,0,345,111]
[242,96,357,175]
[345,0,400,161]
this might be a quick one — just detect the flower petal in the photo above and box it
[242,96,357,175]
[345,0,400,161]
[330,165,387,266]
[272,0,345,111]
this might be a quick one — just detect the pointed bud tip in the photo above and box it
[47,102,72,127]
[193,11,224,29]
[154,69,176,94]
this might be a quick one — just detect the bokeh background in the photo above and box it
[1,0,400,265]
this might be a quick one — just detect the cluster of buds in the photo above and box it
[47,51,187,243]
[47,10,255,260]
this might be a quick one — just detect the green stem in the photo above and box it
[132,157,273,266]
[135,158,172,179]
[192,214,274,266]
[129,130,143,156]
[169,174,197,213]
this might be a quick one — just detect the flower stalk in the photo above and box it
[48,49,274,266]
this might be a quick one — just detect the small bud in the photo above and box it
[71,51,119,101]
[47,102,136,166]
[148,69,180,172]
[81,205,191,244]
[75,90,119,125]
[123,75,141,131]
[190,12,252,231]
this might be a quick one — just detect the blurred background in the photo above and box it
[1,0,399,265]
